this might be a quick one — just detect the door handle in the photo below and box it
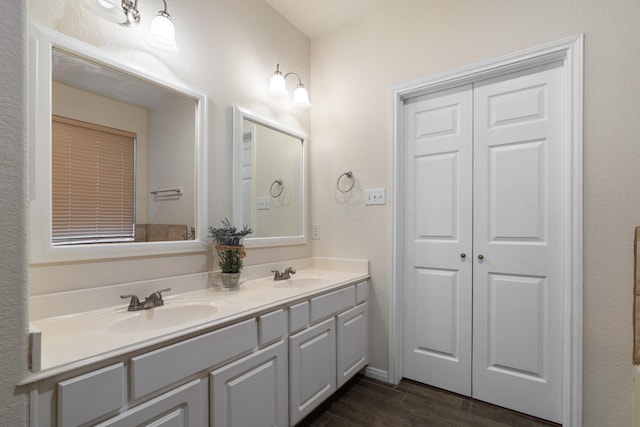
[477,254,484,260]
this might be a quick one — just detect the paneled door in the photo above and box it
[403,62,565,423]
[471,63,565,422]
[402,84,474,396]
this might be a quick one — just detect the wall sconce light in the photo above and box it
[267,64,311,109]
[82,0,179,53]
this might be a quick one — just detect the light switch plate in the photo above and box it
[312,224,320,239]
[257,197,270,210]
[365,188,386,205]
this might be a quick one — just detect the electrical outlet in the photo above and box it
[257,197,270,210]
[365,188,386,205]
[312,224,320,239]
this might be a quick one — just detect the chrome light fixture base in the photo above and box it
[267,64,311,109]
[83,0,178,53]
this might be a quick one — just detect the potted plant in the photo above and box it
[209,218,252,290]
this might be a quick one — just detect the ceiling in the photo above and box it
[263,0,386,38]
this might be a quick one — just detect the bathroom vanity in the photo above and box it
[24,25,363,427]
[24,260,369,426]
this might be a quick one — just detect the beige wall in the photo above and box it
[310,0,640,426]
[0,0,29,425]
[28,0,311,295]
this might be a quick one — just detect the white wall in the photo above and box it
[0,0,29,424]
[310,1,640,426]
[28,0,311,296]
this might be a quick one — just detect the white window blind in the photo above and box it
[52,115,136,245]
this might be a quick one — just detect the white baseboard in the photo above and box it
[364,366,390,383]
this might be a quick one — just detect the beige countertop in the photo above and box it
[23,258,368,385]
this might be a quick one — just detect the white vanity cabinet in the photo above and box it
[289,317,337,424]
[211,341,288,427]
[336,301,369,388]
[210,309,288,427]
[28,280,369,427]
[288,281,369,425]
[95,378,206,426]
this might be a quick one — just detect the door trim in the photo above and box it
[388,35,583,427]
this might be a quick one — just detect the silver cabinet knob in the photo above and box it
[460,253,466,259]
[478,254,484,260]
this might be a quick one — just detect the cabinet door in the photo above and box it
[210,341,288,427]
[336,302,369,388]
[289,317,336,426]
[95,379,205,426]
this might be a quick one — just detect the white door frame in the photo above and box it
[388,35,583,427]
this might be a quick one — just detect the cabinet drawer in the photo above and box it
[58,363,124,427]
[310,286,356,323]
[288,300,309,333]
[259,309,286,346]
[130,318,257,400]
[356,281,369,304]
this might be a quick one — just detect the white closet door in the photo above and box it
[472,63,565,423]
[402,85,473,396]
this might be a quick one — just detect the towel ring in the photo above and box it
[270,179,284,197]
[336,171,355,193]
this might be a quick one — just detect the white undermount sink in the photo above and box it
[107,302,221,334]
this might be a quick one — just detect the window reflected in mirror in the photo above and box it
[52,115,136,245]
[51,48,197,245]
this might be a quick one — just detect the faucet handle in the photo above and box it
[150,288,171,305]
[120,294,141,310]
[286,267,296,274]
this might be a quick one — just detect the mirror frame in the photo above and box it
[232,106,308,247]
[29,24,208,263]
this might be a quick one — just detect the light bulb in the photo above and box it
[83,0,125,23]
[267,72,288,98]
[292,85,311,109]
[97,0,114,8]
[145,12,179,53]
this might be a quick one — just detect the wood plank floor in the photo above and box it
[297,376,561,427]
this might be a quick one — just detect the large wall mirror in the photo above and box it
[232,107,307,247]
[29,25,208,263]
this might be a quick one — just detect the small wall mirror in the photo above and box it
[232,107,307,247]
[30,25,208,263]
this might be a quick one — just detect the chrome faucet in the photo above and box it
[121,288,171,311]
[271,267,296,281]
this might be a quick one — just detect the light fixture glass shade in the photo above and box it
[292,85,311,109]
[145,12,179,53]
[267,73,288,98]
[83,0,125,23]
